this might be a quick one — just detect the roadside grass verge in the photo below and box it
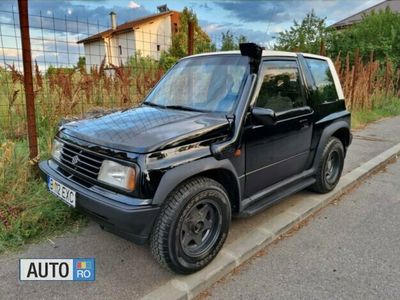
[352,95,400,128]
[0,135,87,254]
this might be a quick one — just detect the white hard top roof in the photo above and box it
[184,50,328,60]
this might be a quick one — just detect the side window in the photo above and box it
[305,58,338,102]
[256,60,305,113]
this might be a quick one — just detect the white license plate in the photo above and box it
[48,177,76,208]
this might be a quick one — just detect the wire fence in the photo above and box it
[0,6,183,147]
[2,4,399,166]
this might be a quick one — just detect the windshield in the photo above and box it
[145,55,249,113]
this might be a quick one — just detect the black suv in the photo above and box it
[39,44,351,274]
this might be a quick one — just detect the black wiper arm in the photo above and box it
[143,102,166,108]
[164,105,206,112]
[144,102,207,112]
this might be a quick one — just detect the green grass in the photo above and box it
[0,136,87,254]
[351,95,400,128]
[0,178,87,253]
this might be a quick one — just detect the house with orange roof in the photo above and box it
[77,5,180,71]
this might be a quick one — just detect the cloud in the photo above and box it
[0,0,151,31]
[188,2,211,10]
[214,1,291,23]
[200,20,275,48]
[2,48,20,57]
[213,0,383,26]
[128,1,141,9]
[198,3,211,10]
[202,23,226,34]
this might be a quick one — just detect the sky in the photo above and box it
[0,0,383,69]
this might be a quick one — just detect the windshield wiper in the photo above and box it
[164,105,207,112]
[144,102,207,112]
[143,102,166,108]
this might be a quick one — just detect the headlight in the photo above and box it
[51,139,63,161]
[98,160,136,191]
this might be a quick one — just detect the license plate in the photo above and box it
[48,177,76,208]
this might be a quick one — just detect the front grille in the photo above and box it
[60,142,104,180]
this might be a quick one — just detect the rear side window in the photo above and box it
[305,58,338,102]
[256,60,305,113]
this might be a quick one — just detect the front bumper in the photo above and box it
[39,160,160,244]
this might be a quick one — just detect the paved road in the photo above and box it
[0,116,400,299]
[205,159,400,300]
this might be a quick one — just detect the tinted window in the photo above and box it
[306,58,338,102]
[256,60,305,113]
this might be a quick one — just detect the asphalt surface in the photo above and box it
[0,116,400,299]
[205,156,400,300]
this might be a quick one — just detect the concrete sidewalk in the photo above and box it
[1,116,400,300]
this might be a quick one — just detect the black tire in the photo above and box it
[150,176,231,274]
[311,137,344,194]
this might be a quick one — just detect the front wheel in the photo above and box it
[150,177,231,274]
[311,137,345,193]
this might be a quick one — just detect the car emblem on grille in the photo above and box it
[71,155,80,165]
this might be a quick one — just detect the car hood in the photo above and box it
[61,106,230,153]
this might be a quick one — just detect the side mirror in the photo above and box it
[252,107,276,126]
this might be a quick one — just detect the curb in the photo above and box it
[141,142,400,300]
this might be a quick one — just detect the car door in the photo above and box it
[244,58,313,198]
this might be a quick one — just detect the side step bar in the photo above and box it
[239,177,316,217]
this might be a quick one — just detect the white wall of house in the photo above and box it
[82,14,173,70]
[107,31,136,66]
[133,16,172,60]
[83,40,107,72]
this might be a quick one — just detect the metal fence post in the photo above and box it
[188,21,194,56]
[18,0,39,167]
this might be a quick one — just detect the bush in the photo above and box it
[329,8,400,65]
[159,51,178,71]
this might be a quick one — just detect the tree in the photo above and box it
[329,8,400,64]
[221,31,236,50]
[274,10,330,53]
[46,65,75,77]
[237,34,248,45]
[159,7,216,70]
[159,51,178,70]
[169,7,215,58]
[220,31,248,51]
[76,56,86,71]
[274,7,400,66]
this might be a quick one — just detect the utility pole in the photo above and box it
[188,21,194,56]
[18,0,39,168]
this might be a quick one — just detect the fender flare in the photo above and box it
[152,156,241,205]
[312,120,350,170]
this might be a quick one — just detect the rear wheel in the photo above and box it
[311,137,344,193]
[150,177,231,274]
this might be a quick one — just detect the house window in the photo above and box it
[118,45,122,55]
[157,45,161,51]
[174,23,178,33]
